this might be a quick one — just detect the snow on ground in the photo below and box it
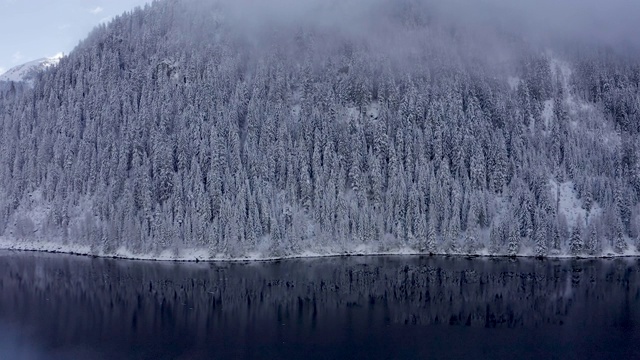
[0,54,63,84]
[549,56,592,116]
[3,190,52,240]
[24,190,49,230]
[0,238,425,262]
[290,88,303,118]
[345,105,360,123]
[112,247,212,262]
[507,76,521,91]
[341,102,380,125]
[542,99,554,130]
[291,104,301,118]
[546,53,620,146]
[0,238,92,257]
[549,180,601,230]
[1,235,637,261]
[365,101,380,120]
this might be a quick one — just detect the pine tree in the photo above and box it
[464,227,478,254]
[534,210,548,257]
[569,216,584,255]
[586,222,599,256]
[415,211,427,252]
[489,221,503,254]
[583,182,594,223]
[469,140,486,190]
[426,216,437,254]
[507,223,520,257]
[556,214,569,252]
[614,215,627,254]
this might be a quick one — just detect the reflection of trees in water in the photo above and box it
[0,253,639,347]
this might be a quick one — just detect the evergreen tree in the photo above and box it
[507,222,520,257]
[426,216,437,254]
[614,216,627,254]
[586,222,599,256]
[569,216,584,255]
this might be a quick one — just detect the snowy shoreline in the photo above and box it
[1,240,638,263]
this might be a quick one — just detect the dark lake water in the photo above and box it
[1,252,639,360]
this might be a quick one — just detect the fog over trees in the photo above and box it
[0,0,639,259]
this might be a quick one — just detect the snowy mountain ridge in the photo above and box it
[0,53,63,85]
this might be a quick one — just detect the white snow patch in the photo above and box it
[111,247,211,261]
[0,238,92,257]
[547,54,620,146]
[621,245,640,257]
[345,106,360,123]
[542,99,554,129]
[290,88,303,118]
[291,104,301,118]
[507,243,537,258]
[340,102,379,125]
[507,76,521,91]
[550,180,601,230]
[3,190,52,240]
[0,54,62,85]
[365,101,380,120]
[549,55,595,117]
[1,236,637,261]
[489,196,509,225]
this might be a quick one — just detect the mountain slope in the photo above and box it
[0,54,63,85]
[0,0,638,260]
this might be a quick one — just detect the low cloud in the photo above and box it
[426,0,640,49]
[220,0,640,51]
[89,6,103,15]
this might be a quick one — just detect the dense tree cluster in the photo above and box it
[0,0,638,258]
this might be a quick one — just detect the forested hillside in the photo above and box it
[0,0,639,259]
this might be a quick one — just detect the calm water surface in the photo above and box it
[0,251,639,359]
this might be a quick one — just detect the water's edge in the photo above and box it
[1,241,639,263]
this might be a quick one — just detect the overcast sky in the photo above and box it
[0,0,150,75]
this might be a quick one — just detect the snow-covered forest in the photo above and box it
[0,0,639,259]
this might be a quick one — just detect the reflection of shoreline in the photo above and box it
[0,254,637,336]
[0,254,638,358]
